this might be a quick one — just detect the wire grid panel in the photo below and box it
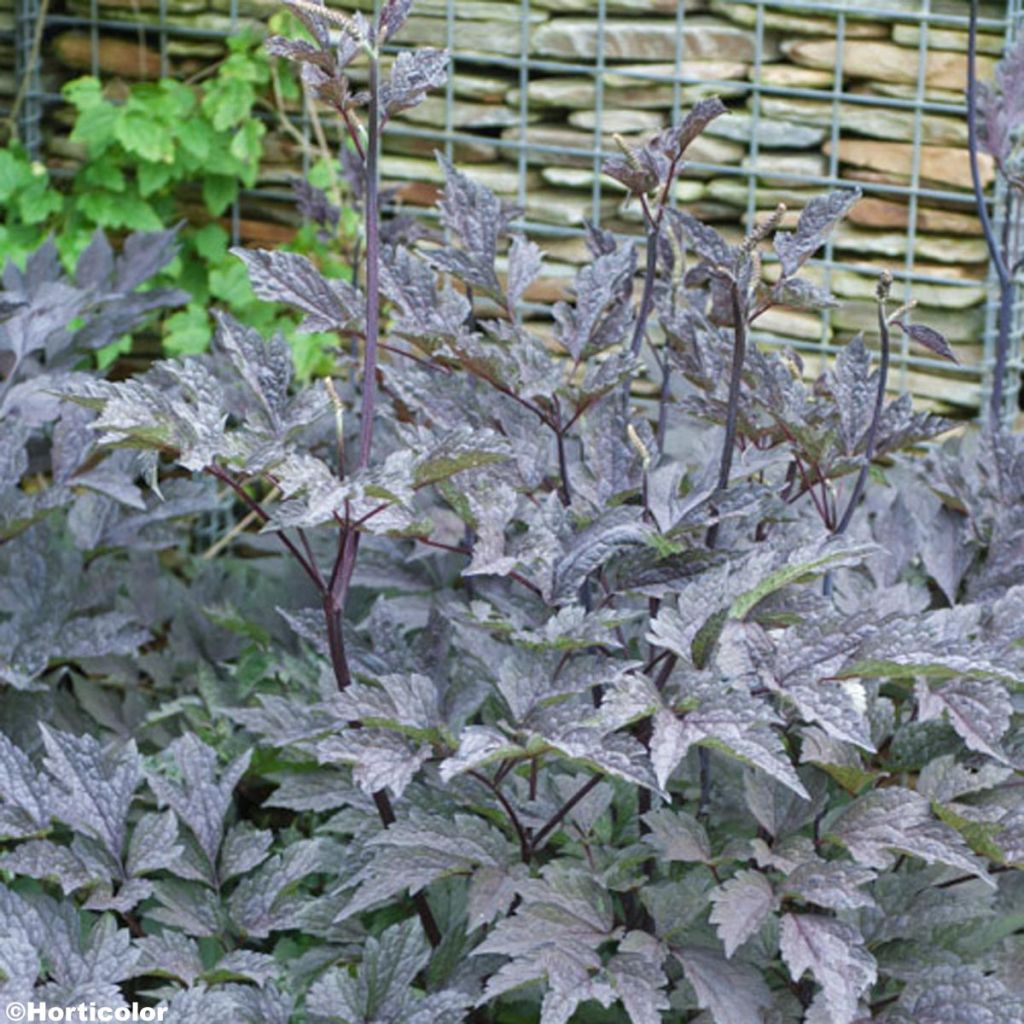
[23,0,1024,415]
[2,0,42,148]
[0,0,15,131]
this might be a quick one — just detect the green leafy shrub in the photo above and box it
[0,24,348,375]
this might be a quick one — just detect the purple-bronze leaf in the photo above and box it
[116,226,181,293]
[279,0,331,49]
[378,0,413,41]
[670,209,735,267]
[505,235,543,309]
[430,155,514,297]
[265,35,333,71]
[662,96,729,158]
[774,189,861,278]
[771,276,840,312]
[0,294,27,319]
[780,913,877,1024]
[676,947,773,1024]
[553,242,636,360]
[231,247,363,333]
[291,178,339,231]
[602,98,726,196]
[585,220,618,257]
[710,868,777,958]
[212,311,292,429]
[380,244,470,340]
[602,143,662,196]
[379,48,449,125]
[893,320,958,364]
[977,34,1024,167]
[74,230,115,290]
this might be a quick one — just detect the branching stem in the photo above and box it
[834,299,890,539]
[323,594,351,689]
[824,283,891,599]
[297,35,444,950]
[705,279,747,549]
[555,426,573,506]
[530,775,602,853]
[206,466,322,588]
[469,770,530,863]
[622,146,688,412]
[370,787,442,945]
[412,535,543,597]
[629,221,660,360]
[358,55,381,472]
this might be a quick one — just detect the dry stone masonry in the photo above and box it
[9,0,1019,411]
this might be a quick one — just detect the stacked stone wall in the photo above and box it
[3,0,1019,411]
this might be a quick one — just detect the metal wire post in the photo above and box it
[13,0,42,157]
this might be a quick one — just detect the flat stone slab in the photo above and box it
[709,0,888,37]
[328,0,548,20]
[393,15,525,55]
[614,197,736,225]
[761,262,985,309]
[82,0,207,12]
[742,152,827,185]
[379,155,529,194]
[499,125,744,172]
[54,32,163,78]
[531,0,707,12]
[346,63,511,104]
[846,196,982,237]
[825,139,994,191]
[568,109,666,133]
[510,63,747,110]
[542,237,597,264]
[540,167,707,204]
[783,39,997,91]
[759,96,967,147]
[524,189,621,226]
[706,177,820,209]
[533,17,772,63]
[832,225,989,264]
[671,180,713,203]
[859,81,965,105]
[890,24,1004,55]
[831,299,983,342]
[397,97,538,129]
[384,134,498,164]
[756,65,833,89]
[167,38,225,57]
[755,307,827,341]
[445,73,512,104]
[704,112,825,149]
[66,1,263,32]
[602,60,748,88]
[753,0,1002,16]
[542,167,627,192]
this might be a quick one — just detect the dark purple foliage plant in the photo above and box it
[0,2,1022,1022]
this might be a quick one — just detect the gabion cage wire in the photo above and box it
[6,0,1024,420]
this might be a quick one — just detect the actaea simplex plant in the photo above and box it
[57,1,1024,1021]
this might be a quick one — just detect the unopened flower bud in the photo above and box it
[876,270,893,303]
[627,422,651,471]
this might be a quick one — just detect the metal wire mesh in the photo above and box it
[8,0,1024,417]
